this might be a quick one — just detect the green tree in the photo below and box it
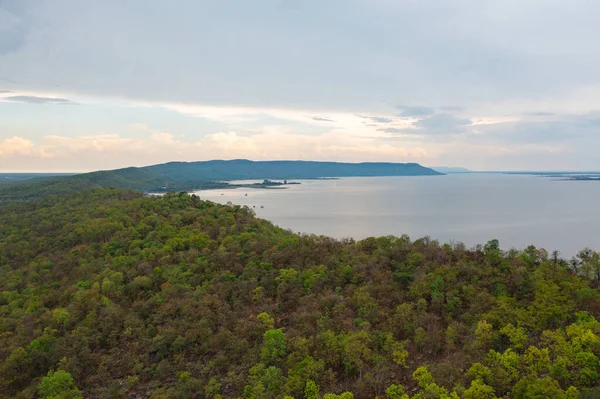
[257,312,275,330]
[304,379,319,399]
[51,308,71,329]
[37,370,82,399]
[261,329,287,364]
[204,377,221,397]
[475,320,494,349]
[463,380,497,399]
[579,249,600,287]
[323,393,354,399]
[2,347,31,387]
[499,324,527,351]
[467,363,492,383]
[511,376,565,399]
[411,366,459,399]
[386,384,409,399]
[523,346,550,377]
[413,366,434,389]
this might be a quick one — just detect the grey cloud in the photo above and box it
[0,90,13,93]
[479,122,570,143]
[0,1,34,55]
[525,112,556,116]
[6,95,75,104]
[414,113,472,133]
[439,106,463,112]
[371,117,393,123]
[570,113,600,127]
[378,114,472,136]
[377,127,410,133]
[377,113,472,137]
[312,116,334,122]
[378,127,412,134]
[397,106,435,117]
[473,113,600,146]
[382,113,600,151]
[1,0,600,113]
[357,115,394,123]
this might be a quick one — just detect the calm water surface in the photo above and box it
[192,174,600,256]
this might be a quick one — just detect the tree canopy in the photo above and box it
[0,189,599,398]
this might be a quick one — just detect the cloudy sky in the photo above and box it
[1,0,600,172]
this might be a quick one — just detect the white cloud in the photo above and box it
[0,136,50,157]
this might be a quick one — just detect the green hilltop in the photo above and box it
[0,188,599,398]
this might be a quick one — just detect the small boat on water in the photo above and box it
[260,205,264,208]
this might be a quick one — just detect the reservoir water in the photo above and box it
[192,174,600,257]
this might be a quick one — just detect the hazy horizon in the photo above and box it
[2,158,600,175]
[2,1,600,172]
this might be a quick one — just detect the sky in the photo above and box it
[1,0,600,172]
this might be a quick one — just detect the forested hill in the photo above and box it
[0,167,181,204]
[1,188,600,398]
[0,160,441,204]
[146,160,442,181]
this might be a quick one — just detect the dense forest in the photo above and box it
[1,189,599,398]
[0,168,229,204]
[0,174,75,186]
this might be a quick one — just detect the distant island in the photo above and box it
[249,179,301,187]
[501,171,600,181]
[545,174,600,181]
[229,179,301,190]
[0,160,441,203]
[502,171,600,176]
